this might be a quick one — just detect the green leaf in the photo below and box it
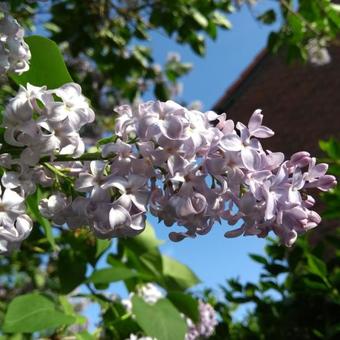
[191,9,208,28]
[26,187,56,249]
[189,34,206,56]
[10,35,73,89]
[264,263,288,276]
[328,6,340,28]
[212,11,232,29]
[76,331,96,340]
[228,278,243,292]
[121,222,163,254]
[59,296,86,326]
[96,135,118,147]
[249,253,268,265]
[43,22,61,33]
[58,248,87,294]
[132,296,187,340]
[155,81,170,101]
[167,292,199,323]
[307,254,330,287]
[267,31,282,54]
[139,248,163,279]
[3,293,75,333]
[88,267,137,285]
[95,239,111,259]
[257,9,277,25]
[319,139,340,159]
[162,255,200,291]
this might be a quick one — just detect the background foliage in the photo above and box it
[0,1,339,339]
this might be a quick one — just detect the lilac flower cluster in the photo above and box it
[0,82,94,254]
[0,83,336,253]
[3,83,95,165]
[0,3,31,75]
[185,301,217,340]
[122,283,164,313]
[76,100,333,246]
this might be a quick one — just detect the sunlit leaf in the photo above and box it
[10,35,73,89]
[3,293,75,333]
[132,296,187,340]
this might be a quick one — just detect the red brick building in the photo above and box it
[212,43,340,158]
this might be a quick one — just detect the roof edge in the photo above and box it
[212,48,269,113]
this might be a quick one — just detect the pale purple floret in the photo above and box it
[185,301,217,340]
[0,187,32,254]
[38,99,335,246]
[3,83,95,165]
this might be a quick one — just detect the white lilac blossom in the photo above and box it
[122,283,164,313]
[0,82,94,253]
[136,283,164,304]
[2,83,95,164]
[306,39,331,66]
[185,301,217,340]
[0,3,31,75]
[126,335,155,340]
[0,186,32,254]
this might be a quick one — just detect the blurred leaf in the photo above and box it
[76,331,96,340]
[58,248,87,294]
[249,254,268,265]
[121,222,163,254]
[265,263,288,276]
[26,187,56,250]
[307,254,330,287]
[3,293,75,333]
[167,291,199,323]
[257,10,277,25]
[267,31,282,53]
[162,255,200,291]
[88,267,137,285]
[10,35,73,89]
[154,81,170,101]
[228,278,243,292]
[191,9,208,28]
[132,296,187,340]
[212,11,232,29]
[95,239,111,259]
[319,139,340,159]
[44,22,61,33]
[96,135,118,147]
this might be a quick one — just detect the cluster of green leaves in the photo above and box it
[319,138,340,220]
[0,223,202,339]
[264,0,340,62]
[201,139,340,340]
[8,0,234,113]
[205,232,340,340]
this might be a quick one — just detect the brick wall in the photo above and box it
[213,43,340,158]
